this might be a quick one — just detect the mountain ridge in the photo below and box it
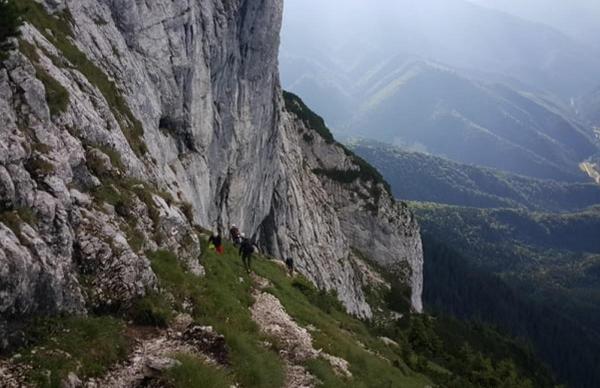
[349,139,600,212]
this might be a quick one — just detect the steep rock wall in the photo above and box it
[0,0,422,339]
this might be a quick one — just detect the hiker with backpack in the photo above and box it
[239,234,257,273]
[208,229,224,255]
[230,224,242,246]
[285,257,295,277]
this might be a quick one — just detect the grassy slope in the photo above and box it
[188,240,430,387]
[17,316,130,387]
[253,259,429,388]
[10,236,555,387]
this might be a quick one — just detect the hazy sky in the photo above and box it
[281,0,600,101]
[283,0,600,50]
[468,0,600,47]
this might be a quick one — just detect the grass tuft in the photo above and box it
[161,353,234,388]
[129,292,173,328]
[19,39,70,117]
[20,316,129,388]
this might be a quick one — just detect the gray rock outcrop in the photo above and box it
[0,0,423,339]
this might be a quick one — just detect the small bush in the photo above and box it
[36,64,70,116]
[129,292,173,328]
[25,156,55,178]
[180,201,194,223]
[303,132,314,143]
[0,207,38,240]
[32,142,52,154]
[125,226,145,251]
[291,278,345,314]
[313,168,361,185]
[86,146,125,178]
[91,181,128,206]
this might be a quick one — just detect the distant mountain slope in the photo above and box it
[282,0,600,100]
[347,62,596,181]
[349,140,600,212]
[414,204,600,267]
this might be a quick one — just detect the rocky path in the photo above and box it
[0,315,229,388]
[84,315,228,388]
[1,274,352,388]
[0,358,28,388]
[251,289,318,388]
[84,332,192,387]
[250,275,352,388]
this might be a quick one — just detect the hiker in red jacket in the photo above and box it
[208,229,224,255]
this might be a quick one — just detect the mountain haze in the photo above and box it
[468,0,600,50]
[281,0,600,181]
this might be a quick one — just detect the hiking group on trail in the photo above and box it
[207,224,260,273]
[208,224,295,276]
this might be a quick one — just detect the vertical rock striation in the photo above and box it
[0,0,422,340]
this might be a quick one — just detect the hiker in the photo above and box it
[230,224,241,245]
[285,257,295,277]
[239,234,256,273]
[208,229,224,255]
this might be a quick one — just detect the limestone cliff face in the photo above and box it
[0,0,422,340]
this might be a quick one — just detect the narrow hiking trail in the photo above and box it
[0,260,354,388]
[85,315,229,388]
[250,274,352,388]
[0,315,230,388]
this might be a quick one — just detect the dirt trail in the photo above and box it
[250,274,352,388]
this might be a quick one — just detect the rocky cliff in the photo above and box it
[0,0,422,343]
